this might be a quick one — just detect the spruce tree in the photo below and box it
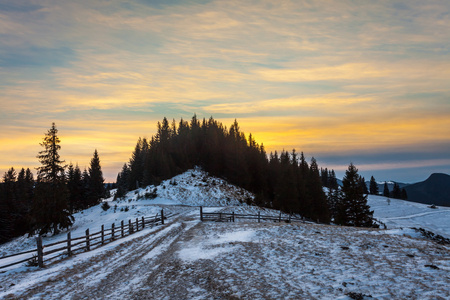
[32,123,73,235]
[359,176,369,194]
[88,149,106,205]
[401,188,408,200]
[391,182,401,199]
[67,163,83,212]
[309,157,330,223]
[369,176,378,195]
[336,163,375,227]
[0,168,17,242]
[383,182,390,197]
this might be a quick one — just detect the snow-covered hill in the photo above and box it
[368,194,450,239]
[0,169,449,299]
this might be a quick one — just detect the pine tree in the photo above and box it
[359,176,369,194]
[391,182,402,199]
[401,188,408,200]
[328,170,338,189]
[129,139,144,189]
[67,163,83,212]
[309,157,330,223]
[369,176,378,195]
[0,168,17,242]
[336,163,376,227]
[31,123,73,235]
[115,163,130,199]
[88,149,106,206]
[383,182,390,197]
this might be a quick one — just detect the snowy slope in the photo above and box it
[367,194,450,238]
[1,210,448,299]
[0,169,449,299]
[0,168,251,266]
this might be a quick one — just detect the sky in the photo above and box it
[1,0,449,183]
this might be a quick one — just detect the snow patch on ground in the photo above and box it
[178,229,255,262]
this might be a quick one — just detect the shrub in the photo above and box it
[101,202,110,211]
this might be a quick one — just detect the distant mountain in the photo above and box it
[404,173,450,207]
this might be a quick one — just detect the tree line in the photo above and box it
[1,117,382,244]
[368,176,408,200]
[0,123,106,243]
[116,115,377,227]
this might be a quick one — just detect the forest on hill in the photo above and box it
[116,115,375,227]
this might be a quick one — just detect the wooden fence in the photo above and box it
[199,206,305,223]
[0,209,170,269]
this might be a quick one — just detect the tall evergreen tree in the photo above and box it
[31,123,73,235]
[67,163,83,212]
[401,188,408,200]
[383,182,390,197]
[369,176,378,195]
[88,149,106,206]
[308,157,330,223]
[0,168,17,242]
[115,163,130,199]
[129,139,145,189]
[391,182,402,199]
[336,163,376,227]
[359,176,369,194]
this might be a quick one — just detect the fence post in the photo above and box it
[101,225,104,245]
[200,206,203,221]
[36,236,44,268]
[121,220,124,237]
[142,216,145,229]
[129,219,133,234]
[161,209,164,225]
[67,232,72,257]
[289,214,291,223]
[136,218,139,231]
[232,211,235,222]
[112,223,115,240]
[85,229,90,251]
[279,211,282,223]
[258,211,260,223]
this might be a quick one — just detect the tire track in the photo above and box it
[4,212,198,299]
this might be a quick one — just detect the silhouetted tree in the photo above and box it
[401,188,408,200]
[391,182,402,199]
[383,182,390,197]
[335,163,376,227]
[369,176,378,195]
[31,123,73,235]
[67,163,83,212]
[88,149,106,205]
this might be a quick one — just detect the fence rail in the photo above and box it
[0,209,171,270]
[200,206,306,224]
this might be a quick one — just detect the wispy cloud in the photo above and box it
[1,0,449,181]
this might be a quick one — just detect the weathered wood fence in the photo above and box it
[199,206,304,223]
[0,209,169,270]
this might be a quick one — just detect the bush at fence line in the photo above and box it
[101,202,110,211]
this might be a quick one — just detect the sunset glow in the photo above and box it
[1,0,449,182]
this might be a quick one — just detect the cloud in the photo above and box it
[1,0,449,182]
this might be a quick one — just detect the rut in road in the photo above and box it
[4,211,201,300]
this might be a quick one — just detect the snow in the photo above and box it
[0,168,449,299]
[367,194,450,238]
[178,229,255,262]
